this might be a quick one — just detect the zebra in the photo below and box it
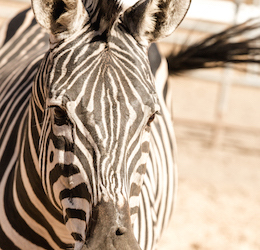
[0,0,190,249]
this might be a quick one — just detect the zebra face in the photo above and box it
[39,27,159,246]
[32,0,190,248]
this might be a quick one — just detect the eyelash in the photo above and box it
[147,113,156,126]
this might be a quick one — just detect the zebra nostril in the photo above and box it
[115,227,127,236]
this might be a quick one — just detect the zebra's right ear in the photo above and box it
[31,0,88,41]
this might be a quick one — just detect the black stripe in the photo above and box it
[64,208,86,223]
[59,183,92,202]
[130,182,142,198]
[130,205,139,217]
[50,133,74,152]
[71,232,83,242]
[50,163,80,186]
[141,141,150,153]
[148,43,162,77]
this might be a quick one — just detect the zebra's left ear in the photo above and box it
[32,0,88,41]
[123,0,191,46]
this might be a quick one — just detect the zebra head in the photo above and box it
[31,0,190,249]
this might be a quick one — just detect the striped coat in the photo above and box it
[0,0,190,249]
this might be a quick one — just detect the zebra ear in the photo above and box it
[31,0,88,40]
[123,0,191,46]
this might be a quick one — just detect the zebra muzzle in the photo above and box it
[81,199,141,250]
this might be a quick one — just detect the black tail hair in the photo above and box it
[167,19,260,74]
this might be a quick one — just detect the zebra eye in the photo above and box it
[147,113,156,126]
[53,106,67,119]
[52,106,68,125]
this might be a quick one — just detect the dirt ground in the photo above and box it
[157,129,260,250]
[1,3,260,250]
[158,149,260,250]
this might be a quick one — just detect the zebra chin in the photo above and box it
[70,199,141,250]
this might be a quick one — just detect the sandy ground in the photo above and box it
[157,128,260,250]
[1,2,260,250]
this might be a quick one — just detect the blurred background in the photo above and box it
[1,0,260,249]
